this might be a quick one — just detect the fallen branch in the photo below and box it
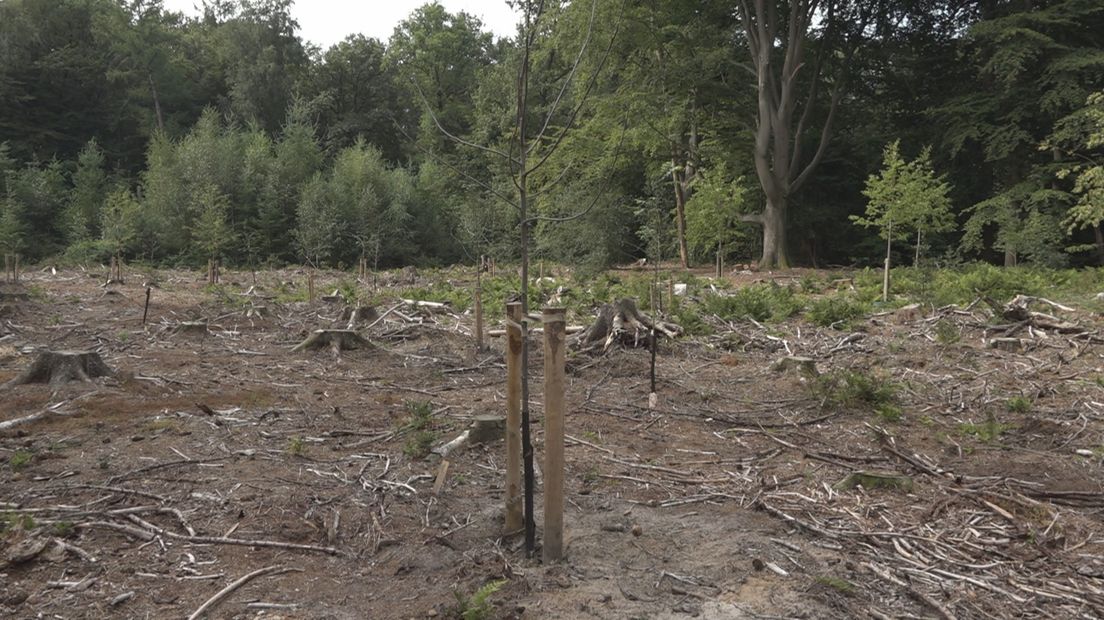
[187,565,301,620]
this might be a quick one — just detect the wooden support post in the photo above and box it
[307,269,315,302]
[474,266,484,351]
[542,307,566,562]
[667,276,675,312]
[142,287,152,325]
[3,254,10,283]
[504,302,524,534]
[490,258,496,278]
[13,254,19,283]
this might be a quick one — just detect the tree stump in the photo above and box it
[341,305,378,329]
[4,350,113,388]
[573,298,681,353]
[291,329,370,354]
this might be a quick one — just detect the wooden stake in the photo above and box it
[474,266,484,351]
[542,306,566,562]
[307,269,315,302]
[504,302,524,534]
[667,276,675,311]
[142,287,151,325]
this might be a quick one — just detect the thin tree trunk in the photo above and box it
[149,72,164,133]
[671,158,690,269]
[516,26,536,556]
[1004,248,1017,267]
[883,221,893,302]
[915,229,922,267]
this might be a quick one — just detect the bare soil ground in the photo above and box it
[2,265,1104,619]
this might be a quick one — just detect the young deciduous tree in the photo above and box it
[853,141,953,297]
[684,166,750,267]
[100,186,140,265]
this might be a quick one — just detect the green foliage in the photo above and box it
[685,166,751,262]
[958,413,1013,443]
[0,513,36,533]
[0,186,24,256]
[9,450,33,471]
[1006,396,1032,413]
[853,141,953,265]
[66,139,108,243]
[287,436,306,456]
[934,319,961,345]
[404,431,438,460]
[455,579,507,620]
[805,296,870,328]
[814,371,897,412]
[702,284,803,323]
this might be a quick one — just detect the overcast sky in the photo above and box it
[162,1,519,48]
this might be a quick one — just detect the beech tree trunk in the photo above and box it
[672,160,690,269]
[737,0,861,270]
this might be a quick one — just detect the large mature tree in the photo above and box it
[941,0,1104,266]
[735,0,873,268]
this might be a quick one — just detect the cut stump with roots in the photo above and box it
[292,329,371,355]
[4,350,114,388]
[573,298,681,353]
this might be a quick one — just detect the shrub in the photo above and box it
[805,296,869,328]
[702,283,803,323]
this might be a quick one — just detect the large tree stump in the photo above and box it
[573,298,681,353]
[4,350,113,388]
[291,329,371,354]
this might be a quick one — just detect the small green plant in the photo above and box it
[455,579,507,620]
[53,521,75,538]
[404,400,434,431]
[934,319,960,345]
[875,403,903,423]
[404,431,437,459]
[0,513,36,532]
[702,283,803,323]
[287,436,306,456]
[815,575,857,594]
[1006,396,1032,413]
[10,449,33,471]
[582,467,600,484]
[814,371,897,411]
[117,330,130,342]
[806,296,869,328]
[958,412,1013,443]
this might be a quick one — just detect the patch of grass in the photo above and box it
[287,436,306,456]
[454,579,507,620]
[805,295,869,328]
[10,449,33,471]
[1006,396,1032,413]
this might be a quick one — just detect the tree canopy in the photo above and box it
[0,0,1101,270]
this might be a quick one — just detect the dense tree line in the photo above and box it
[0,0,1101,271]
